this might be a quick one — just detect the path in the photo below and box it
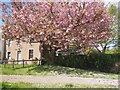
[0,75,119,86]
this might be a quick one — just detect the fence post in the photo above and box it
[3,60,6,68]
[23,59,24,67]
[12,60,14,68]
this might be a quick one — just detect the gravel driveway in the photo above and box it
[0,75,119,86]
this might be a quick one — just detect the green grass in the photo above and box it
[1,82,118,88]
[0,64,119,79]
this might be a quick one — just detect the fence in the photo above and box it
[2,59,41,68]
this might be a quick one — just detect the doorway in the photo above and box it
[17,51,22,64]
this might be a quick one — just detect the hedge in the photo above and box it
[54,54,120,73]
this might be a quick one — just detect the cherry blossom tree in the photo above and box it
[2,1,113,64]
[93,4,119,54]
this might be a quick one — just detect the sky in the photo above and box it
[104,0,119,3]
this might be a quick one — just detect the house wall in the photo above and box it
[6,40,41,64]
[0,40,6,60]
[0,31,6,61]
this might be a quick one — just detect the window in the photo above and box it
[17,51,22,64]
[8,52,11,60]
[8,40,12,47]
[29,49,33,59]
[17,51,22,60]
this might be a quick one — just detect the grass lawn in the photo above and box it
[0,64,119,79]
[0,82,118,88]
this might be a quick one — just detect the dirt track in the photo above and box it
[0,75,119,86]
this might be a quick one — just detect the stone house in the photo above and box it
[5,39,41,64]
[0,29,6,62]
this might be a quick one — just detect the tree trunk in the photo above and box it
[94,44,102,53]
[94,43,108,54]
[102,45,107,54]
[39,42,56,65]
[49,47,55,65]
[39,43,43,65]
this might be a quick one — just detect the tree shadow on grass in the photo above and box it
[27,65,110,77]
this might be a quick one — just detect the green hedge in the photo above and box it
[54,54,120,73]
